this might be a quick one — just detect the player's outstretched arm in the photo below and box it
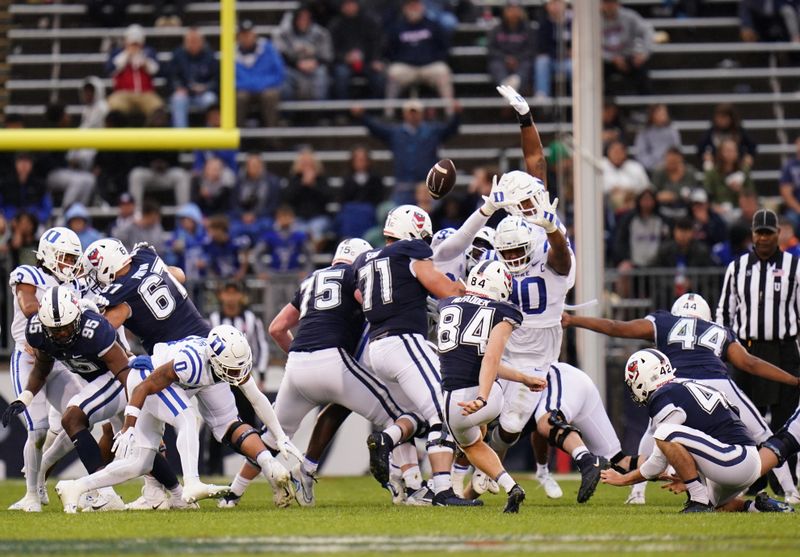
[727,342,800,387]
[562,313,655,341]
[238,377,303,463]
[413,260,466,299]
[268,303,300,354]
[496,84,546,185]
[2,349,54,426]
[497,363,547,392]
[545,222,572,276]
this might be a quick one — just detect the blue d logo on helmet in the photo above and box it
[210,336,226,356]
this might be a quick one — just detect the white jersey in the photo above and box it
[9,265,65,346]
[505,241,576,352]
[433,254,466,282]
[152,336,216,392]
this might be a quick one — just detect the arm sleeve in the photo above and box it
[716,262,737,327]
[639,444,669,480]
[239,378,289,440]
[433,208,490,262]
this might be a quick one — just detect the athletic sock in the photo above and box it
[431,471,452,494]
[71,429,102,474]
[230,472,251,497]
[536,463,550,477]
[402,465,423,491]
[571,445,590,462]
[24,430,46,495]
[302,456,319,476]
[39,430,73,486]
[495,471,516,494]
[685,477,710,505]
[150,453,180,490]
[384,425,403,446]
[453,463,471,474]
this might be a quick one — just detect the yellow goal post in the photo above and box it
[0,0,239,150]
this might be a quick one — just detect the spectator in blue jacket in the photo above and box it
[169,28,219,128]
[352,98,461,204]
[0,153,52,224]
[204,214,249,280]
[384,0,454,116]
[64,203,102,249]
[236,19,285,128]
[256,205,308,274]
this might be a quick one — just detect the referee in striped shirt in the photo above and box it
[717,209,800,436]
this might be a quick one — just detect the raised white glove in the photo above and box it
[132,241,157,254]
[277,436,304,464]
[497,84,530,116]
[78,298,100,314]
[530,196,563,234]
[112,428,136,460]
[481,174,514,215]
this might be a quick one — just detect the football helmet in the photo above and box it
[493,216,543,274]
[207,325,253,386]
[671,293,712,322]
[36,227,84,282]
[332,238,372,265]
[465,226,496,272]
[465,260,513,302]
[383,205,433,242]
[38,286,82,346]
[624,349,675,405]
[495,171,547,221]
[84,239,132,286]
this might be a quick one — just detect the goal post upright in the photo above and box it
[0,0,240,150]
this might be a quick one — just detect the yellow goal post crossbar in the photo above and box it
[0,0,239,150]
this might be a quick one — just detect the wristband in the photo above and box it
[18,390,34,407]
[517,111,533,128]
[476,396,487,408]
[124,405,141,419]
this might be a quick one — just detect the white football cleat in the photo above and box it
[472,470,499,495]
[81,490,126,512]
[125,484,170,511]
[78,490,99,511]
[404,486,434,506]
[182,481,231,504]
[265,459,294,508]
[388,471,406,505]
[38,485,49,506]
[785,491,800,505]
[55,480,82,514]
[169,492,199,510]
[290,464,316,507]
[452,466,471,499]
[625,493,646,505]
[217,492,241,508]
[535,471,563,499]
[8,492,42,512]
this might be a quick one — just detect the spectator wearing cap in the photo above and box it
[329,0,386,100]
[487,0,535,94]
[106,24,163,117]
[717,208,800,491]
[535,0,573,100]
[0,153,52,224]
[64,203,102,249]
[274,5,333,101]
[169,27,219,128]
[236,19,285,128]
[688,188,727,249]
[351,98,461,204]
[109,193,136,237]
[600,0,653,95]
[384,0,454,116]
[779,136,800,231]
[115,199,167,254]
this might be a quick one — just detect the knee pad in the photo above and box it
[547,411,581,451]
[488,424,518,452]
[425,423,456,455]
[761,430,800,467]
[223,421,260,457]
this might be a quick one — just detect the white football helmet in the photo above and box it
[671,293,712,322]
[495,171,547,221]
[383,205,433,242]
[332,238,373,265]
[430,228,456,251]
[465,260,513,302]
[494,216,543,274]
[38,286,82,345]
[207,325,253,386]
[84,239,132,286]
[36,227,84,282]
[465,226,496,272]
[624,349,676,405]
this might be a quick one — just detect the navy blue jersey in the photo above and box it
[646,310,735,380]
[649,380,755,446]
[353,240,434,339]
[95,247,210,353]
[437,295,523,391]
[25,310,116,382]
[289,263,365,354]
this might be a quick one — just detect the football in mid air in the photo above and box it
[426,159,457,199]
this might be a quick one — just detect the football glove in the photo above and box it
[1,400,27,427]
[497,84,530,116]
[132,241,157,254]
[277,436,304,464]
[112,428,136,459]
[530,196,564,234]
[129,355,154,372]
[481,175,514,215]
[78,298,100,314]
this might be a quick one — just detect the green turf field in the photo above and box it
[0,477,797,556]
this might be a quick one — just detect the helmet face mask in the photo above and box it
[207,325,253,386]
[494,216,539,274]
[465,227,496,272]
[39,286,82,346]
[624,349,676,405]
[37,227,84,282]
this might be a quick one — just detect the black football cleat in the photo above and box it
[576,454,608,503]
[503,484,526,514]
[754,492,795,513]
[433,488,484,507]
[680,499,714,513]
[366,432,393,487]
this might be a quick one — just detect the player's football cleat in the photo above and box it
[78,490,100,511]
[81,490,126,512]
[680,499,714,513]
[405,485,434,506]
[55,480,82,514]
[536,470,563,499]
[169,493,199,510]
[8,492,42,512]
[125,484,170,511]
[503,484,526,514]
[217,492,241,508]
[433,488,484,507]
[38,485,49,506]
[265,459,295,508]
[754,492,795,513]
[625,491,646,505]
[388,468,406,505]
[182,481,231,504]
[366,432,393,487]
[472,469,499,495]
[785,491,800,505]
[576,454,608,504]
[290,463,317,507]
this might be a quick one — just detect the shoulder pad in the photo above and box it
[9,265,47,287]
[494,301,523,327]
[394,239,433,260]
